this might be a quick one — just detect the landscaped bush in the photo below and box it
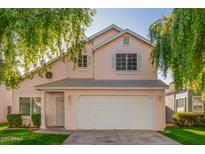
[7,114,22,128]
[201,115,205,123]
[173,112,205,127]
[31,114,41,128]
[196,114,205,126]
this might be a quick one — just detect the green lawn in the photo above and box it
[0,123,69,145]
[163,127,205,145]
[0,123,8,130]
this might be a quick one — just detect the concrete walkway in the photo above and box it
[34,128,72,135]
[63,130,180,145]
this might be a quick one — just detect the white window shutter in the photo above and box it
[112,54,116,70]
[87,55,92,67]
[137,53,143,71]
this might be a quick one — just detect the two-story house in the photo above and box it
[0,25,168,131]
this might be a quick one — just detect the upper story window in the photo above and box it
[78,55,87,68]
[19,97,41,116]
[192,96,204,113]
[116,53,137,71]
[123,36,130,45]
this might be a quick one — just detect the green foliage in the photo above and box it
[149,9,205,98]
[31,114,41,128]
[7,114,22,128]
[0,123,8,130]
[172,112,205,127]
[0,8,95,89]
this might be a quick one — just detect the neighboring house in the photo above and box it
[165,82,205,123]
[0,24,168,131]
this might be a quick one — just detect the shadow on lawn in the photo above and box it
[165,127,205,145]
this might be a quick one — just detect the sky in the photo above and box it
[86,8,173,84]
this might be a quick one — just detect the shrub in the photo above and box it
[196,114,205,126]
[7,114,22,128]
[201,115,205,123]
[172,112,205,127]
[31,114,41,128]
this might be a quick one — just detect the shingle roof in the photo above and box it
[35,78,168,90]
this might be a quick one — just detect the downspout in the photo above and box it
[92,48,95,79]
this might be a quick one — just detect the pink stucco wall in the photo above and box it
[12,58,69,114]
[94,33,157,80]
[92,28,120,46]
[68,44,94,79]
[68,28,120,79]
[0,85,12,122]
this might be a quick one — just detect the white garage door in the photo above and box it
[76,95,154,129]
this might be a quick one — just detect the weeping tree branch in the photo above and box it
[0,8,95,89]
[149,8,205,99]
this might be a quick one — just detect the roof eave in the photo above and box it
[35,86,167,90]
[88,24,123,40]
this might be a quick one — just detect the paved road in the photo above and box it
[63,130,180,145]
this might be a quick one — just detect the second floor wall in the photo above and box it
[68,29,157,80]
[94,33,157,80]
[15,26,158,94]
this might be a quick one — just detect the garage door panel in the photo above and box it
[77,95,154,129]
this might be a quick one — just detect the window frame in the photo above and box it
[115,53,137,71]
[192,96,204,113]
[19,97,41,116]
[78,54,88,68]
[176,98,186,112]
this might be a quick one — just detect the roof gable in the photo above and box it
[93,29,154,51]
[88,24,123,40]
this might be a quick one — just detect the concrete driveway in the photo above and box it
[63,130,179,145]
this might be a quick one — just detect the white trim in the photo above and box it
[64,90,68,129]
[40,91,46,129]
[88,24,123,40]
[54,96,57,126]
[114,71,138,75]
[176,91,188,99]
[40,90,65,92]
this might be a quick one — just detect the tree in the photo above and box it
[0,8,95,88]
[149,9,205,97]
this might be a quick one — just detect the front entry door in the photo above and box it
[55,97,64,126]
